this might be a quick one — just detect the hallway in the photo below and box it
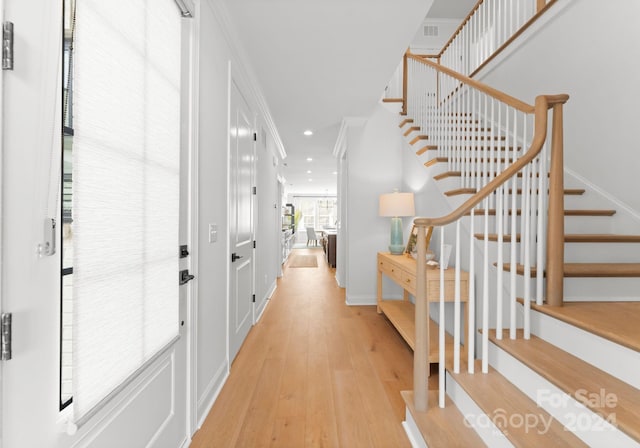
[190,248,419,447]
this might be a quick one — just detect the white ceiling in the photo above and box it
[221,0,476,196]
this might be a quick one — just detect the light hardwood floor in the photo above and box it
[190,247,435,447]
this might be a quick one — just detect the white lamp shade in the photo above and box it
[379,192,415,217]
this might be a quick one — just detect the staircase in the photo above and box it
[392,52,640,446]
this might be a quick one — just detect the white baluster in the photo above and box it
[536,143,547,305]
[468,208,476,373]
[439,227,446,408]
[454,221,461,373]
[509,108,518,340]
[496,101,504,340]
[482,198,490,373]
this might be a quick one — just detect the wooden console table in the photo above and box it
[376,252,469,373]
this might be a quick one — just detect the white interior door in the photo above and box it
[229,79,255,363]
[0,1,191,446]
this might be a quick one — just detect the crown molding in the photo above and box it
[203,0,287,160]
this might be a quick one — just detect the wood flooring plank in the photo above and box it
[332,370,375,448]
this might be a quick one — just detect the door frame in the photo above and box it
[226,66,256,366]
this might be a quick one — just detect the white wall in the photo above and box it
[195,0,283,427]
[476,0,640,218]
[345,103,406,305]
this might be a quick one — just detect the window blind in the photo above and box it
[73,0,181,420]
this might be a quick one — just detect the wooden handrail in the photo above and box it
[413,94,568,228]
[408,53,535,113]
[438,0,484,57]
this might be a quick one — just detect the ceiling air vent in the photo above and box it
[423,25,439,37]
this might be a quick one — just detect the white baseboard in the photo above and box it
[254,280,277,323]
[196,361,229,429]
[402,408,429,448]
[345,294,377,306]
[488,343,637,447]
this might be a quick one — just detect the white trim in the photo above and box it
[445,371,513,448]
[203,0,286,160]
[225,59,232,378]
[345,294,381,306]
[529,308,640,390]
[488,343,636,447]
[332,117,367,158]
[196,361,229,428]
[564,167,640,224]
[187,0,201,435]
[255,280,277,323]
[402,408,429,448]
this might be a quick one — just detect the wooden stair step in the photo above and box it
[410,135,430,145]
[508,188,585,195]
[403,126,421,136]
[467,209,616,217]
[424,157,448,168]
[497,262,640,277]
[445,188,477,197]
[398,118,414,128]
[476,233,640,243]
[416,145,438,155]
[524,300,640,353]
[488,329,640,443]
[402,390,485,447]
[382,97,404,103]
[450,360,587,447]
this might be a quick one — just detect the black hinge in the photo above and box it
[253,132,257,141]
[179,245,189,258]
[252,294,256,303]
[253,240,256,249]
[2,22,14,71]
[252,186,257,195]
[1,313,12,361]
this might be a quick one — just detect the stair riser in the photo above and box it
[445,372,515,448]
[488,343,638,447]
[402,412,428,448]
[529,308,640,390]
[503,276,640,302]
[564,243,640,263]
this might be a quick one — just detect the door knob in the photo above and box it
[231,253,243,262]
[179,269,195,285]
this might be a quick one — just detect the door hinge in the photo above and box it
[253,240,256,249]
[2,22,14,71]
[252,294,256,303]
[179,244,189,258]
[1,313,12,361]
[253,132,257,142]
[252,186,257,195]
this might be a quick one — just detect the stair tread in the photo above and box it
[403,126,421,136]
[488,330,640,442]
[477,233,640,243]
[383,97,404,103]
[409,135,430,145]
[498,262,640,277]
[402,390,486,447]
[468,209,616,216]
[399,118,414,127]
[451,361,588,447]
[526,300,640,353]
[445,188,477,196]
[416,145,437,155]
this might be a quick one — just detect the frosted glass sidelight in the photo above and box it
[73,0,181,420]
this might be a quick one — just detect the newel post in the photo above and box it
[546,102,566,307]
[414,224,429,411]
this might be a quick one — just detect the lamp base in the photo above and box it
[388,216,405,255]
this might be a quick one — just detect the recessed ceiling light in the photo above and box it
[332,171,338,175]
[308,178,313,182]
[306,170,312,174]
[303,130,313,136]
[306,157,313,162]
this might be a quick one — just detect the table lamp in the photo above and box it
[379,191,415,255]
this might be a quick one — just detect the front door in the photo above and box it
[229,79,255,362]
[0,1,191,446]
